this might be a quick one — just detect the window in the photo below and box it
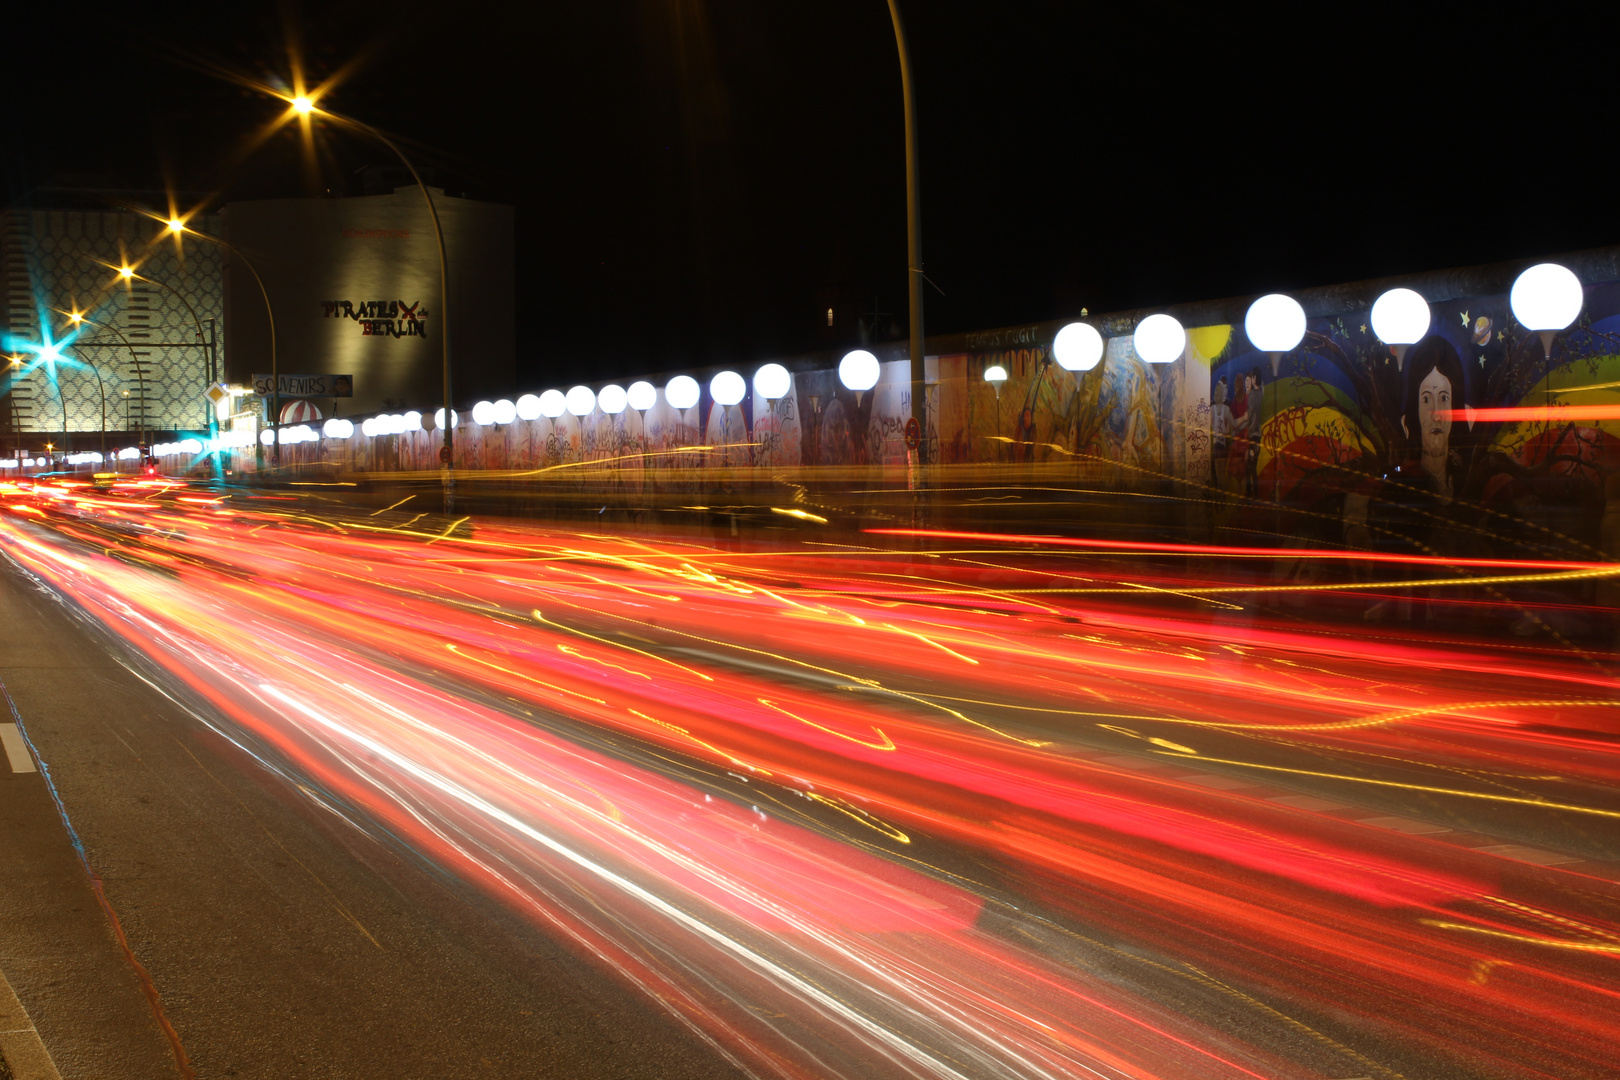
[826,307,835,326]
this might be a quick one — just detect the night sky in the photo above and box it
[6,1,1614,386]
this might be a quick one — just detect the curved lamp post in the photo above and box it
[1369,287,1430,373]
[154,224,280,464]
[885,1,928,469]
[61,315,113,460]
[288,95,454,508]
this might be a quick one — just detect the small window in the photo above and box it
[826,307,835,327]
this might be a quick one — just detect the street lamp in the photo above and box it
[838,349,880,408]
[1052,322,1103,453]
[665,375,700,439]
[282,96,454,508]
[984,364,1007,458]
[1133,314,1186,365]
[1052,322,1103,373]
[60,314,110,460]
[1244,293,1306,376]
[1510,263,1583,409]
[150,223,278,465]
[885,0,928,468]
[565,385,596,417]
[1369,287,1430,372]
[753,363,790,401]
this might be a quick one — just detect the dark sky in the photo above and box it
[7,1,1615,385]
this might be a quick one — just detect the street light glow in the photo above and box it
[664,375,700,411]
[1243,294,1307,354]
[167,218,185,233]
[1510,262,1583,332]
[118,266,135,280]
[292,95,315,115]
[1133,314,1186,364]
[709,370,745,407]
[753,363,791,400]
[627,381,658,412]
[1369,288,1431,346]
[565,385,597,417]
[837,350,880,392]
[1052,322,1103,372]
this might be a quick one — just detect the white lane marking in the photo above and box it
[0,724,36,773]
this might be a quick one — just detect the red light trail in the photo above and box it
[2,477,1618,1079]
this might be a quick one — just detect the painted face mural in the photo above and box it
[1416,365,1452,459]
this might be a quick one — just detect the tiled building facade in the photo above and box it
[2,206,222,443]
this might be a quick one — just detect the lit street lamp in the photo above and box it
[1510,262,1583,409]
[284,94,455,508]
[1369,287,1431,372]
[1244,293,1307,377]
[1052,321,1103,453]
[1133,314,1186,365]
[158,221,280,467]
[984,363,1007,458]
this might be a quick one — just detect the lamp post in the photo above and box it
[1244,294,1307,509]
[885,1,928,470]
[1510,262,1583,412]
[1369,287,1430,373]
[288,95,455,510]
[983,363,1007,460]
[59,313,146,451]
[61,315,110,460]
[158,222,280,466]
[1052,321,1103,453]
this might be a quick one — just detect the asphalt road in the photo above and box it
[1,480,1617,1080]
[0,562,748,1079]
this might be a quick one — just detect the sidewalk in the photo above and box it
[0,708,180,1079]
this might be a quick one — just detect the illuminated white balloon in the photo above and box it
[516,394,543,420]
[1052,322,1103,372]
[598,384,628,414]
[565,385,596,417]
[538,390,566,419]
[1510,262,1583,331]
[1369,288,1431,345]
[838,349,880,392]
[665,375,700,410]
[470,400,496,426]
[1244,294,1306,354]
[323,418,354,439]
[627,380,658,412]
[753,363,791,400]
[1133,314,1186,364]
[433,407,459,429]
[404,410,422,431]
[710,370,745,406]
[492,399,517,425]
[984,364,1008,383]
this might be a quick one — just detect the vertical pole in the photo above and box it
[887,0,927,470]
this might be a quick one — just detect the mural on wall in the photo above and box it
[163,274,1620,578]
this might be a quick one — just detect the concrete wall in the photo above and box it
[222,189,514,417]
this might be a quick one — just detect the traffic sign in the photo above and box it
[904,416,921,450]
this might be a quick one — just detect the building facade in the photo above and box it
[222,188,514,419]
[1,205,221,446]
